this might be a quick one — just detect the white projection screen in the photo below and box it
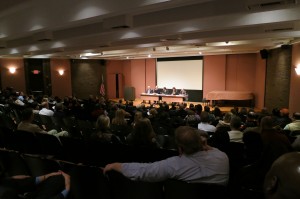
[156,58,203,90]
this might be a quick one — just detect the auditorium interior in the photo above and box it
[1,0,300,198]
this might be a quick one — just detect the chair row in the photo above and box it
[0,150,229,199]
[0,127,178,167]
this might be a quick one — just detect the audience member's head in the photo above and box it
[96,115,110,132]
[200,111,209,123]
[280,108,289,117]
[175,126,202,155]
[272,108,281,117]
[204,106,210,113]
[223,112,233,123]
[55,103,63,111]
[112,109,127,125]
[213,106,222,117]
[41,101,49,109]
[211,126,230,152]
[261,116,274,130]
[132,118,156,147]
[264,152,300,199]
[134,111,143,123]
[293,112,300,120]
[21,108,34,122]
[230,116,242,130]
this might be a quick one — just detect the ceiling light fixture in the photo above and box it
[199,52,202,55]
[148,54,152,58]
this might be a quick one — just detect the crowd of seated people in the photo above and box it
[1,86,300,198]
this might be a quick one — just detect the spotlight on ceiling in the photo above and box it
[148,54,152,58]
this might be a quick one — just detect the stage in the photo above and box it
[112,98,259,113]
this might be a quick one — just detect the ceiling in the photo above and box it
[0,0,300,60]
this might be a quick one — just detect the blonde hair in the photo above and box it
[112,109,127,125]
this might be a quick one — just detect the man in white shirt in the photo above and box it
[228,116,243,143]
[198,111,216,132]
[103,126,229,185]
[39,101,54,116]
[284,112,300,132]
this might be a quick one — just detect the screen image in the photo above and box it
[156,58,203,90]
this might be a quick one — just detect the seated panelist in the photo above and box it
[179,88,187,95]
[162,87,168,94]
[171,87,177,95]
[153,85,160,94]
[145,86,152,94]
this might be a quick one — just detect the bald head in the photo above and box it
[175,126,202,155]
[264,152,300,199]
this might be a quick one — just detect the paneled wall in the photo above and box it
[106,59,156,99]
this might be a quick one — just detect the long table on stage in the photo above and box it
[140,93,187,103]
[206,91,254,106]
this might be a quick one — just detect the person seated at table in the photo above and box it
[179,88,187,95]
[171,87,177,95]
[161,87,168,95]
[145,86,152,94]
[153,85,160,94]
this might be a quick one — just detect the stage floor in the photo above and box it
[111,98,259,113]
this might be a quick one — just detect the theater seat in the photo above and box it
[164,179,227,199]
[107,171,164,199]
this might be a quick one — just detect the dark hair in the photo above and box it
[175,126,202,155]
[21,108,33,120]
[230,116,242,130]
[131,118,156,147]
[200,111,209,123]
[293,112,300,120]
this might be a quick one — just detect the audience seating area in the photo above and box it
[0,88,299,198]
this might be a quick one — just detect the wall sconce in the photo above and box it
[9,67,16,74]
[295,64,300,76]
[58,69,64,76]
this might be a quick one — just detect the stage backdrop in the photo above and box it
[156,56,203,102]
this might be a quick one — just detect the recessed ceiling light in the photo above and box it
[126,56,129,59]
[148,54,152,58]
[199,52,202,55]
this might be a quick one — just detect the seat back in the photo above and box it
[12,130,40,154]
[164,179,227,199]
[35,133,63,156]
[59,136,87,163]
[39,115,56,131]
[107,171,163,199]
